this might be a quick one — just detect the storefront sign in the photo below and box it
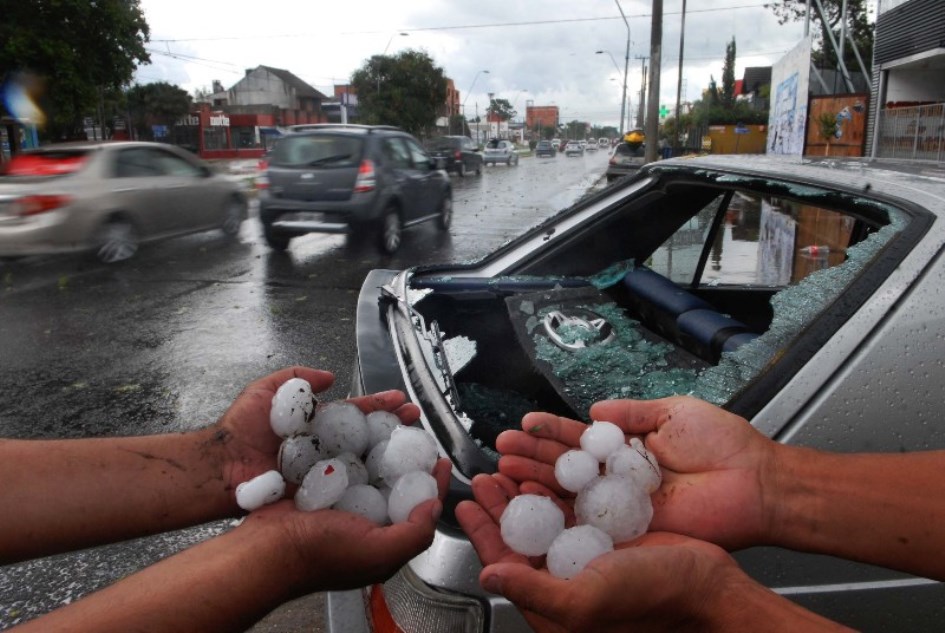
[209,115,230,127]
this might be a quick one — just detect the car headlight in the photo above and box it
[371,565,485,633]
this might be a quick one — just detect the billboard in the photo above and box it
[766,37,811,155]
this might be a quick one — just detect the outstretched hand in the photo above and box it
[496,396,779,549]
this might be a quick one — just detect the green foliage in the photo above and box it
[125,82,192,141]
[350,50,447,137]
[721,39,737,109]
[767,0,873,73]
[487,98,516,121]
[563,119,587,139]
[0,0,150,140]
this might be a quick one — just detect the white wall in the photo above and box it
[885,68,945,103]
[229,69,294,109]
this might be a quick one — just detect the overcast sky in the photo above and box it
[135,0,809,129]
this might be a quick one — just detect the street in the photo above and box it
[0,149,609,631]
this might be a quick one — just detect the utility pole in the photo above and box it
[673,0,687,155]
[644,0,662,163]
[636,56,648,129]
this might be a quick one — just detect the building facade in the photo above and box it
[526,105,560,138]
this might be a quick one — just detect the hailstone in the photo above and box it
[235,470,286,511]
[270,378,316,438]
[335,451,370,487]
[333,484,389,525]
[555,449,600,493]
[579,420,625,462]
[295,458,349,512]
[380,426,438,484]
[575,475,653,542]
[499,494,565,557]
[366,410,400,448]
[605,437,661,493]
[312,402,370,458]
[364,439,389,486]
[387,471,438,524]
[278,435,327,484]
[546,525,614,579]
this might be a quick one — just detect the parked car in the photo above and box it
[564,141,584,157]
[333,156,945,632]
[0,141,247,263]
[483,139,519,166]
[424,135,483,177]
[606,141,646,181]
[258,124,452,254]
[534,140,557,157]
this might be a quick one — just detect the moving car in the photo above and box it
[534,140,557,158]
[598,137,610,148]
[424,135,483,177]
[334,156,945,632]
[564,141,584,157]
[0,141,247,263]
[258,124,452,254]
[584,140,598,152]
[483,139,519,166]
[606,140,646,182]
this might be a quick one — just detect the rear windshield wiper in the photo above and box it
[308,154,353,166]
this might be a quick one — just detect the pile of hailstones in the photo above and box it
[235,378,439,525]
[499,420,661,579]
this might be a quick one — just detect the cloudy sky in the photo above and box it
[135,0,809,129]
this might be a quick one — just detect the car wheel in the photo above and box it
[94,218,138,263]
[437,194,453,230]
[379,206,402,254]
[457,162,466,178]
[221,197,245,236]
[264,226,290,251]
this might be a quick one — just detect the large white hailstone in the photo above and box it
[270,378,316,438]
[278,435,327,484]
[388,471,439,524]
[380,426,438,484]
[366,411,400,448]
[312,402,370,458]
[335,452,370,487]
[500,494,565,557]
[546,525,615,579]
[555,449,600,493]
[575,475,653,542]
[333,484,389,525]
[580,421,626,462]
[364,440,389,486]
[605,437,662,493]
[295,458,349,512]
[236,470,286,511]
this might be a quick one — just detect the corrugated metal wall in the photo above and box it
[874,0,945,65]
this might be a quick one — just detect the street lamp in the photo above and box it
[461,69,489,140]
[377,32,409,94]
[611,0,632,137]
[597,50,628,136]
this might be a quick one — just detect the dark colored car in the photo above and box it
[258,124,452,254]
[534,140,557,157]
[606,141,646,182]
[425,136,483,177]
[332,156,945,632]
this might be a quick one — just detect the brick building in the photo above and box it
[526,104,560,138]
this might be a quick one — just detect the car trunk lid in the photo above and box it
[267,133,364,202]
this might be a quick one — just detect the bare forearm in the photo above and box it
[0,427,236,563]
[769,446,945,579]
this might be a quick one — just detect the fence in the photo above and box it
[874,103,945,161]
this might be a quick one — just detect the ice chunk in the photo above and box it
[365,411,400,449]
[580,421,625,462]
[236,470,286,511]
[554,449,600,493]
[333,484,389,525]
[546,525,614,579]
[365,439,389,486]
[335,452,369,487]
[605,438,661,493]
[380,426,438,484]
[312,402,370,458]
[278,435,326,484]
[500,494,565,557]
[270,378,315,438]
[387,471,438,524]
[295,458,349,512]
[575,475,653,542]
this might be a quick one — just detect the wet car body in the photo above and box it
[0,141,247,262]
[534,141,557,158]
[483,139,519,167]
[606,141,646,182]
[564,141,584,157]
[334,156,945,632]
[425,135,483,177]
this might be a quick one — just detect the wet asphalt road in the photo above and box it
[0,149,610,630]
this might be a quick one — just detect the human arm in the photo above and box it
[0,366,421,564]
[456,473,849,633]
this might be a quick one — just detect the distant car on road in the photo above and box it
[424,135,483,177]
[606,141,646,182]
[483,139,519,166]
[259,124,452,254]
[584,140,598,152]
[564,141,584,157]
[0,141,247,263]
[598,137,610,148]
[534,141,557,158]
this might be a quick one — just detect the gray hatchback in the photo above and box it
[259,125,452,254]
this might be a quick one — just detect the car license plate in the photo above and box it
[284,212,324,223]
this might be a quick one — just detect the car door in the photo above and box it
[109,147,173,237]
[403,137,440,219]
[149,147,220,232]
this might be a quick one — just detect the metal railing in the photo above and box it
[875,103,945,161]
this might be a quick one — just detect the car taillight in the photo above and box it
[13,194,72,216]
[354,159,376,193]
[454,150,462,160]
[255,159,269,190]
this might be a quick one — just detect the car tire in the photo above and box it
[221,197,245,237]
[379,206,402,254]
[457,162,466,178]
[264,226,290,251]
[437,194,453,230]
[94,218,138,263]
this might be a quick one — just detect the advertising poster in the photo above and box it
[758,200,796,286]
[767,37,811,155]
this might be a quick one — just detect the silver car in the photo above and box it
[483,139,519,167]
[0,141,247,262]
[338,156,945,632]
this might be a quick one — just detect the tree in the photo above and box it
[766,0,873,73]
[125,82,192,141]
[487,98,517,122]
[350,50,447,137]
[816,111,839,156]
[0,0,150,140]
[721,38,737,109]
